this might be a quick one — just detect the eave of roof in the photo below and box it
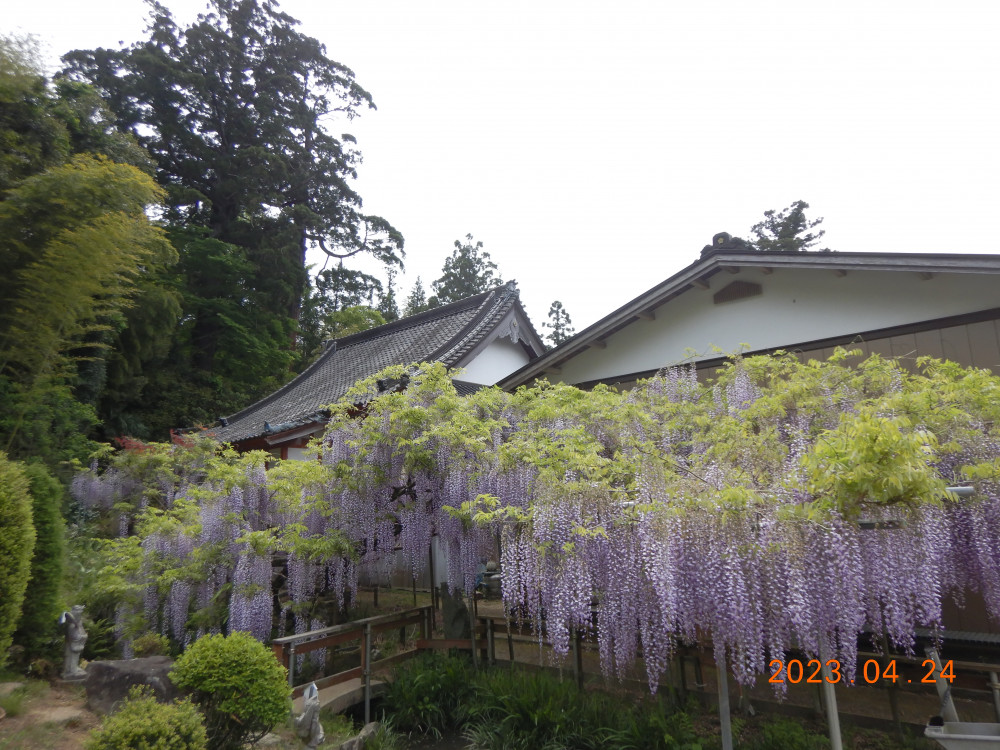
[209,283,543,445]
[498,249,1000,390]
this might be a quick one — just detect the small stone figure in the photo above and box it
[293,682,324,749]
[60,605,88,681]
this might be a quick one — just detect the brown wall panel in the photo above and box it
[940,324,974,366]
[966,320,1000,372]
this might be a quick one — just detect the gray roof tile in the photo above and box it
[211,285,528,444]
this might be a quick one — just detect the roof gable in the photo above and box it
[212,284,544,445]
[500,245,1000,389]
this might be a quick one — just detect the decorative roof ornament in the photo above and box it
[701,232,748,258]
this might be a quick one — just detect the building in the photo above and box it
[213,282,545,457]
[501,235,1000,391]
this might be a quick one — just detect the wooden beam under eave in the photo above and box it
[919,272,934,281]
[760,267,773,275]
[722,265,740,274]
[588,340,607,350]
[691,278,710,290]
[636,310,655,321]
[834,269,848,277]
[544,366,561,376]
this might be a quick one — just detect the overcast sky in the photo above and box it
[7,1,999,332]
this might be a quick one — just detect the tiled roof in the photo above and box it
[212,284,526,444]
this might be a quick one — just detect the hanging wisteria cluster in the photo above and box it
[73,352,1000,694]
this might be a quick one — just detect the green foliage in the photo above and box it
[13,463,66,662]
[61,0,404,433]
[543,300,574,347]
[801,408,945,517]
[0,452,35,670]
[741,717,830,750]
[383,652,475,737]
[385,656,700,750]
[0,38,174,461]
[85,686,207,750]
[322,305,388,340]
[403,276,431,317]
[745,200,830,253]
[430,234,504,306]
[132,632,171,657]
[298,265,388,365]
[169,631,290,750]
[0,681,43,717]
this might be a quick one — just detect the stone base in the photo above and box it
[61,672,88,683]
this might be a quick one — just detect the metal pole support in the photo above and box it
[820,655,843,750]
[716,656,733,750]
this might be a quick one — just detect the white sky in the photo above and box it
[6,1,999,333]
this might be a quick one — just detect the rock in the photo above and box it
[340,721,379,750]
[84,656,181,715]
[0,682,25,698]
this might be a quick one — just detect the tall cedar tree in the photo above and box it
[746,200,830,252]
[544,300,574,347]
[61,1,403,435]
[430,234,503,306]
[61,0,403,356]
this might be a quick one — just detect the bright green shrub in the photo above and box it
[0,452,35,669]
[14,462,65,661]
[169,631,290,750]
[85,686,207,750]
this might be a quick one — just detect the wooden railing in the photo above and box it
[271,605,432,722]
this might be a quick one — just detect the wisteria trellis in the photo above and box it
[73,351,1000,692]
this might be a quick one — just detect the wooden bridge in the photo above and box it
[273,603,555,722]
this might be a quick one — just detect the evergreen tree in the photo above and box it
[431,234,503,306]
[403,277,430,317]
[61,0,404,434]
[378,268,400,323]
[746,200,830,252]
[543,300,575,347]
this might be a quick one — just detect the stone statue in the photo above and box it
[293,682,324,749]
[60,605,88,681]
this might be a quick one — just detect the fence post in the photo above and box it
[469,601,479,670]
[486,618,496,666]
[287,643,296,690]
[572,629,583,689]
[363,622,372,725]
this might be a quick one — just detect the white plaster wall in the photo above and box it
[286,446,312,462]
[560,268,1000,384]
[458,337,531,384]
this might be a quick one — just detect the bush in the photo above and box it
[0,452,35,670]
[743,717,830,750]
[14,462,66,662]
[133,632,171,657]
[85,686,207,750]
[169,631,290,750]
[382,651,475,737]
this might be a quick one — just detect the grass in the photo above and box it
[0,682,45,718]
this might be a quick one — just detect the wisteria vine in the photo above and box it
[73,352,1000,694]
